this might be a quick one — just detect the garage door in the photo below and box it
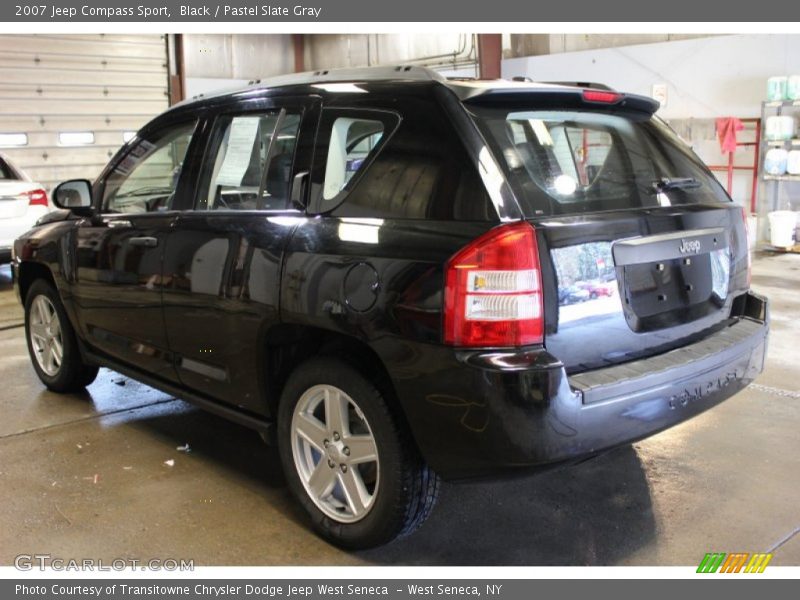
[0,34,170,190]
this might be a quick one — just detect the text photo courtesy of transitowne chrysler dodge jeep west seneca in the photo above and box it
[11,66,769,549]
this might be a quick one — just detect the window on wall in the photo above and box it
[58,131,95,146]
[197,110,301,211]
[102,121,195,214]
[0,133,28,147]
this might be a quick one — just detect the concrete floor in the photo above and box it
[0,256,798,566]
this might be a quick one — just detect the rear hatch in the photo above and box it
[470,88,750,373]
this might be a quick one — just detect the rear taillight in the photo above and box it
[24,188,48,208]
[582,90,623,104]
[444,221,543,347]
[741,206,752,287]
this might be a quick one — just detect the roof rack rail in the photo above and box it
[245,65,447,90]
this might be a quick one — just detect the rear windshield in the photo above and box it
[472,107,730,216]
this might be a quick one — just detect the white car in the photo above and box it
[0,153,51,264]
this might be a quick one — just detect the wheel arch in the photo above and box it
[263,325,406,428]
[17,261,58,304]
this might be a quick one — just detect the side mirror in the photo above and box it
[290,171,309,210]
[52,179,95,217]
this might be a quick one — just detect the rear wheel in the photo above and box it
[277,357,439,549]
[24,280,98,392]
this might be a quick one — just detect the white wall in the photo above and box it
[305,34,476,71]
[503,34,711,59]
[184,77,250,98]
[182,34,479,100]
[502,35,800,120]
[183,34,293,80]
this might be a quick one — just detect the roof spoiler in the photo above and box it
[459,86,660,115]
[541,80,616,91]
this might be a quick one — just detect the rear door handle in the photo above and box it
[129,236,159,248]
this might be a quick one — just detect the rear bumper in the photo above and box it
[392,292,769,480]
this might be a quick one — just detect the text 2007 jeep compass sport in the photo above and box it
[12,66,769,549]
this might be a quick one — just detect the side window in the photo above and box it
[319,103,494,221]
[310,109,398,211]
[197,110,301,211]
[322,118,384,200]
[103,122,195,213]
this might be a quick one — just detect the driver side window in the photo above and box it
[102,122,196,214]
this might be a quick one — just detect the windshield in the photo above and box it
[472,107,731,216]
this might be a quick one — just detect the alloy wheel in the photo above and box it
[28,295,64,377]
[290,384,380,523]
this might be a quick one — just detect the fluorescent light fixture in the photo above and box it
[59,131,95,146]
[0,133,28,147]
[122,131,137,143]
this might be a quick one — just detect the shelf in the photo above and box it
[763,100,800,108]
[761,243,800,254]
[763,174,800,181]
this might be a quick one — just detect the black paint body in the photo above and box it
[12,78,769,479]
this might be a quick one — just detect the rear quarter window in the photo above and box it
[312,105,494,221]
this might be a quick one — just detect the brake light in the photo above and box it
[444,222,543,347]
[24,188,48,208]
[582,90,623,104]
[741,206,752,287]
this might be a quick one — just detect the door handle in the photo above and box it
[107,219,132,228]
[129,236,159,248]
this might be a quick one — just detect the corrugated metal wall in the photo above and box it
[304,34,477,72]
[0,34,170,189]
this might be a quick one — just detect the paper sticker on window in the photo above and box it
[216,118,261,187]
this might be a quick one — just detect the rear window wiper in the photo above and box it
[652,177,701,192]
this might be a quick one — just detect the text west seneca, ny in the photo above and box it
[182,4,323,17]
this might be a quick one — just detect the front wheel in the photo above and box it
[25,280,98,392]
[277,358,439,549]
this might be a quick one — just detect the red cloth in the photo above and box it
[716,117,744,153]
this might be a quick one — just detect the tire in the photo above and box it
[24,280,98,393]
[277,357,439,549]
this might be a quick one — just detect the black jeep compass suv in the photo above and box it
[12,66,769,549]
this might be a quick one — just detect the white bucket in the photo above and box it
[768,210,797,247]
[796,212,800,243]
